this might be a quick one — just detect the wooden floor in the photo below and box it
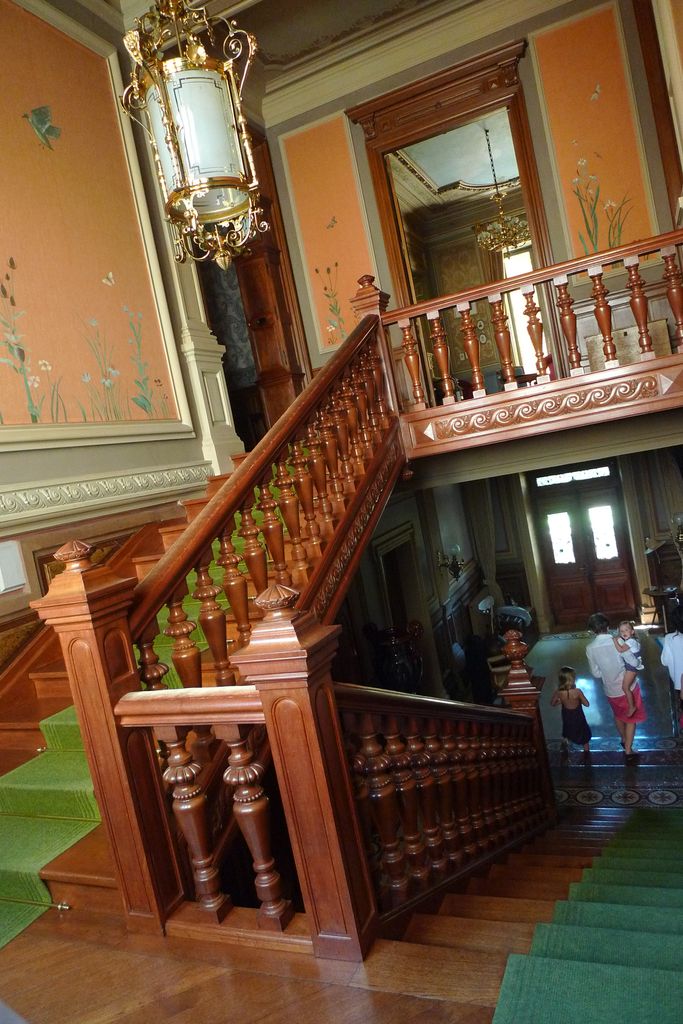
[0,909,496,1024]
[0,808,631,1024]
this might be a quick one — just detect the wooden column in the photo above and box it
[662,246,683,351]
[230,585,377,961]
[553,274,583,376]
[31,541,184,932]
[624,255,654,360]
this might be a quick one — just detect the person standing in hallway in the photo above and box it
[660,604,683,728]
[586,612,647,763]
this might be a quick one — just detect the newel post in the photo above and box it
[350,275,400,417]
[499,630,556,823]
[230,584,378,961]
[31,541,183,932]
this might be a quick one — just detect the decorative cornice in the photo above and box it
[262,0,569,126]
[0,464,210,529]
[426,377,659,441]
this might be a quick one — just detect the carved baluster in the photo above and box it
[217,520,250,647]
[588,264,617,366]
[384,716,430,886]
[488,293,516,388]
[624,255,653,359]
[193,545,233,686]
[275,456,310,584]
[339,374,366,475]
[369,337,390,428]
[239,503,269,597]
[406,719,446,872]
[138,619,169,690]
[259,473,292,586]
[662,245,683,350]
[457,301,486,396]
[520,285,550,382]
[330,394,356,490]
[453,721,477,857]
[291,440,323,558]
[425,721,460,867]
[398,318,426,408]
[461,721,486,851]
[488,731,508,843]
[553,275,583,375]
[350,363,374,458]
[360,350,381,442]
[164,582,202,688]
[427,311,456,405]
[317,408,346,512]
[305,422,336,535]
[188,724,218,766]
[440,721,468,866]
[346,721,379,886]
[358,715,409,904]
[160,726,230,920]
[222,731,294,930]
[478,723,497,845]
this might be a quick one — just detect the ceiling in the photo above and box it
[214,0,451,68]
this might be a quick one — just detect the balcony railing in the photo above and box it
[382,229,683,456]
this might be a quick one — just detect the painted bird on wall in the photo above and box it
[22,106,61,150]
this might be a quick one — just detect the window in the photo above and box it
[536,466,611,487]
[547,512,575,564]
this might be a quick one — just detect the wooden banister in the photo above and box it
[382,227,683,324]
[131,309,391,641]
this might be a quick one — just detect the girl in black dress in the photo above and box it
[550,665,591,752]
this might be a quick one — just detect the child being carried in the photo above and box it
[612,620,643,718]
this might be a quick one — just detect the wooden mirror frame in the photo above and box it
[347,40,554,308]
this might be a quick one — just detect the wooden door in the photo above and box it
[536,479,637,627]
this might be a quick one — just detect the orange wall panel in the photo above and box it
[0,0,177,426]
[533,5,653,258]
[282,115,375,352]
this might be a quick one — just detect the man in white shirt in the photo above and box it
[586,612,646,763]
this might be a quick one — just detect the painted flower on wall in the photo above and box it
[0,257,173,424]
[571,156,631,254]
[314,262,347,346]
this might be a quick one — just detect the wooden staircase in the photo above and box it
[1,806,632,1023]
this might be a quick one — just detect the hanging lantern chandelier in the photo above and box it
[121,0,266,268]
[473,128,530,254]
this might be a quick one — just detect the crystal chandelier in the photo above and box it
[121,0,266,268]
[474,128,530,253]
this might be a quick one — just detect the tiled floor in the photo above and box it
[528,627,683,808]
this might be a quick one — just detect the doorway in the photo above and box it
[531,462,637,627]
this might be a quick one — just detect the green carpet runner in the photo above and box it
[0,706,99,950]
[493,809,683,1024]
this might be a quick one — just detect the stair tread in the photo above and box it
[507,852,595,868]
[493,954,683,1024]
[39,824,116,887]
[489,864,584,883]
[467,878,571,900]
[355,938,506,1007]
[531,922,683,971]
[440,894,556,923]
[406,913,534,954]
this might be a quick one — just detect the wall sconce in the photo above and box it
[121,0,266,268]
[437,547,465,580]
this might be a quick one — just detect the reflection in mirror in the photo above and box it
[385,107,539,388]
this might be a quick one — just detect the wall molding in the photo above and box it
[0,462,210,532]
[261,0,570,125]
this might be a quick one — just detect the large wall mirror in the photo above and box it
[348,41,557,390]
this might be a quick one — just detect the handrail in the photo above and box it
[382,227,683,324]
[115,685,264,726]
[130,312,385,641]
[334,681,531,724]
